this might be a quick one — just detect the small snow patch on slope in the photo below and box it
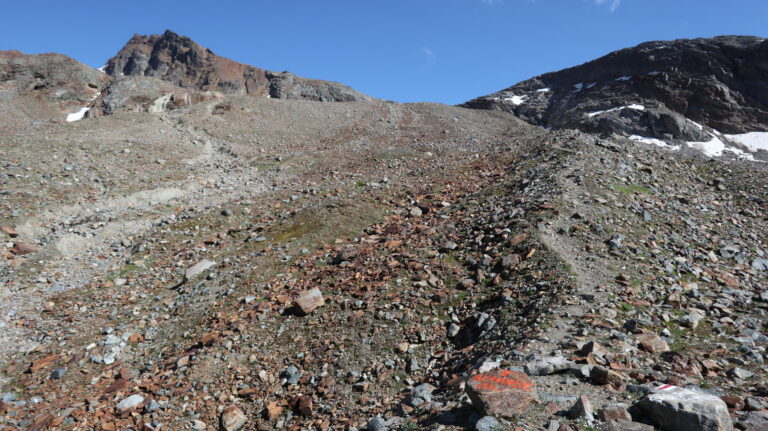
[535,88,551,92]
[503,95,528,106]
[65,92,101,122]
[615,76,632,81]
[723,132,768,152]
[573,83,583,92]
[587,104,645,118]
[629,135,678,150]
[66,107,89,122]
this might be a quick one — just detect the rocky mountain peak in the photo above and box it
[106,30,224,85]
[103,29,372,102]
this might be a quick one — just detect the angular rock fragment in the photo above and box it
[569,395,594,421]
[10,243,36,255]
[524,355,572,376]
[220,406,247,431]
[295,288,325,314]
[116,394,144,411]
[600,420,655,431]
[636,333,670,354]
[590,365,625,386]
[185,259,215,280]
[599,404,632,422]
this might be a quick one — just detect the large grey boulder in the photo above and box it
[633,386,733,431]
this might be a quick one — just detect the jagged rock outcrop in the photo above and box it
[104,30,372,103]
[86,76,222,117]
[463,36,768,144]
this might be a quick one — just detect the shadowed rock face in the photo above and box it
[105,30,372,103]
[463,36,768,141]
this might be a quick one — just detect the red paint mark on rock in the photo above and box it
[466,369,538,418]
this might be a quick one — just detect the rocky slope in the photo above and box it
[1,93,766,431]
[463,36,768,161]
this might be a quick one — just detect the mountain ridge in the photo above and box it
[463,34,768,160]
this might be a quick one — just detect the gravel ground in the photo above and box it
[1,96,767,431]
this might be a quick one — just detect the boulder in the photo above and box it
[466,369,539,418]
[634,386,733,431]
[636,333,670,354]
[295,288,325,315]
[524,355,572,376]
[220,406,247,431]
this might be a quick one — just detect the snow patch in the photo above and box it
[587,104,645,118]
[686,135,726,157]
[98,65,107,73]
[723,147,756,161]
[66,107,89,122]
[535,88,551,93]
[723,132,768,152]
[586,82,597,89]
[573,83,583,92]
[65,91,100,122]
[615,76,632,81]
[503,95,528,106]
[648,71,661,76]
[629,135,678,150]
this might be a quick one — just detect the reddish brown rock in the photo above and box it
[10,243,36,255]
[590,365,625,386]
[295,288,324,315]
[28,354,60,373]
[297,395,313,416]
[599,404,633,421]
[721,395,745,410]
[265,401,283,419]
[509,233,528,247]
[465,369,538,417]
[104,378,133,394]
[198,332,219,347]
[26,414,57,431]
[0,226,18,237]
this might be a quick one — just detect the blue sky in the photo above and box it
[2,0,766,104]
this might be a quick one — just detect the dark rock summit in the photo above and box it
[104,30,372,103]
[463,36,768,143]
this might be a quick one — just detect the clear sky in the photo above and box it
[2,0,766,104]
